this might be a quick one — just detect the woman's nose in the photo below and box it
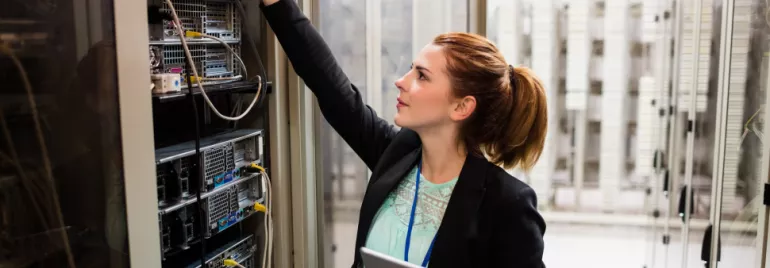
[395,76,406,92]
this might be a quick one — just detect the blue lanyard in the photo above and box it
[404,161,437,267]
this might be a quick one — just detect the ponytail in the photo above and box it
[433,33,548,170]
[489,66,547,170]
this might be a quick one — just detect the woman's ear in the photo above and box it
[451,96,476,121]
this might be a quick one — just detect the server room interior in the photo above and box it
[3,0,770,268]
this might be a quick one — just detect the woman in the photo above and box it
[261,0,547,267]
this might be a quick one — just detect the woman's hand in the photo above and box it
[263,0,280,6]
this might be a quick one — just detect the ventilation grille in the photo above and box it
[204,144,235,185]
[207,188,232,227]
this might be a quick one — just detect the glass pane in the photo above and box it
[318,1,467,267]
[653,0,722,267]
[0,0,129,267]
[483,0,722,267]
[715,0,770,266]
[318,1,369,267]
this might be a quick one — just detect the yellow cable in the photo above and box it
[250,163,266,172]
[223,258,246,268]
[253,202,267,213]
[185,30,203,38]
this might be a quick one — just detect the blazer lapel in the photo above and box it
[354,147,421,254]
[428,154,489,266]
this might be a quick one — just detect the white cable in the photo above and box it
[165,0,261,121]
[261,170,273,268]
[261,176,268,268]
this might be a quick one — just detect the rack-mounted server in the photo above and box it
[159,174,263,255]
[156,129,265,257]
[148,0,244,86]
[184,235,257,268]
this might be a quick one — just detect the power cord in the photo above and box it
[165,0,263,121]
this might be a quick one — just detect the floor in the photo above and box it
[328,220,759,268]
[323,162,761,268]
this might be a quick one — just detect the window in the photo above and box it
[317,1,467,266]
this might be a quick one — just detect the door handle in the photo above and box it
[700,224,721,265]
[677,186,694,223]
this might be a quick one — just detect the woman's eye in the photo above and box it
[418,72,427,80]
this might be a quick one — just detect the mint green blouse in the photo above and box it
[364,165,459,266]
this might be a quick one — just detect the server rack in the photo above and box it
[146,0,271,267]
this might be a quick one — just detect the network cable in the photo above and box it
[263,168,273,268]
[223,258,247,268]
[246,163,273,268]
[165,0,263,121]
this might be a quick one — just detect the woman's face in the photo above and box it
[394,44,459,130]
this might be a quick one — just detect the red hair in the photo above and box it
[433,32,548,170]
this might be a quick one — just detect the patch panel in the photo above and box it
[184,235,256,268]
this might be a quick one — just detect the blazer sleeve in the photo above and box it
[260,0,398,170]
[492,186,547,267]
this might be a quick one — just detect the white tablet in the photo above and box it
[360,247,423,268]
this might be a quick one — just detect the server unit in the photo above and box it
[184,235,257,268]
[156,129,266,258]
[149,0,244,86]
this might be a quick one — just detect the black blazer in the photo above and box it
[261,1,546,267]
